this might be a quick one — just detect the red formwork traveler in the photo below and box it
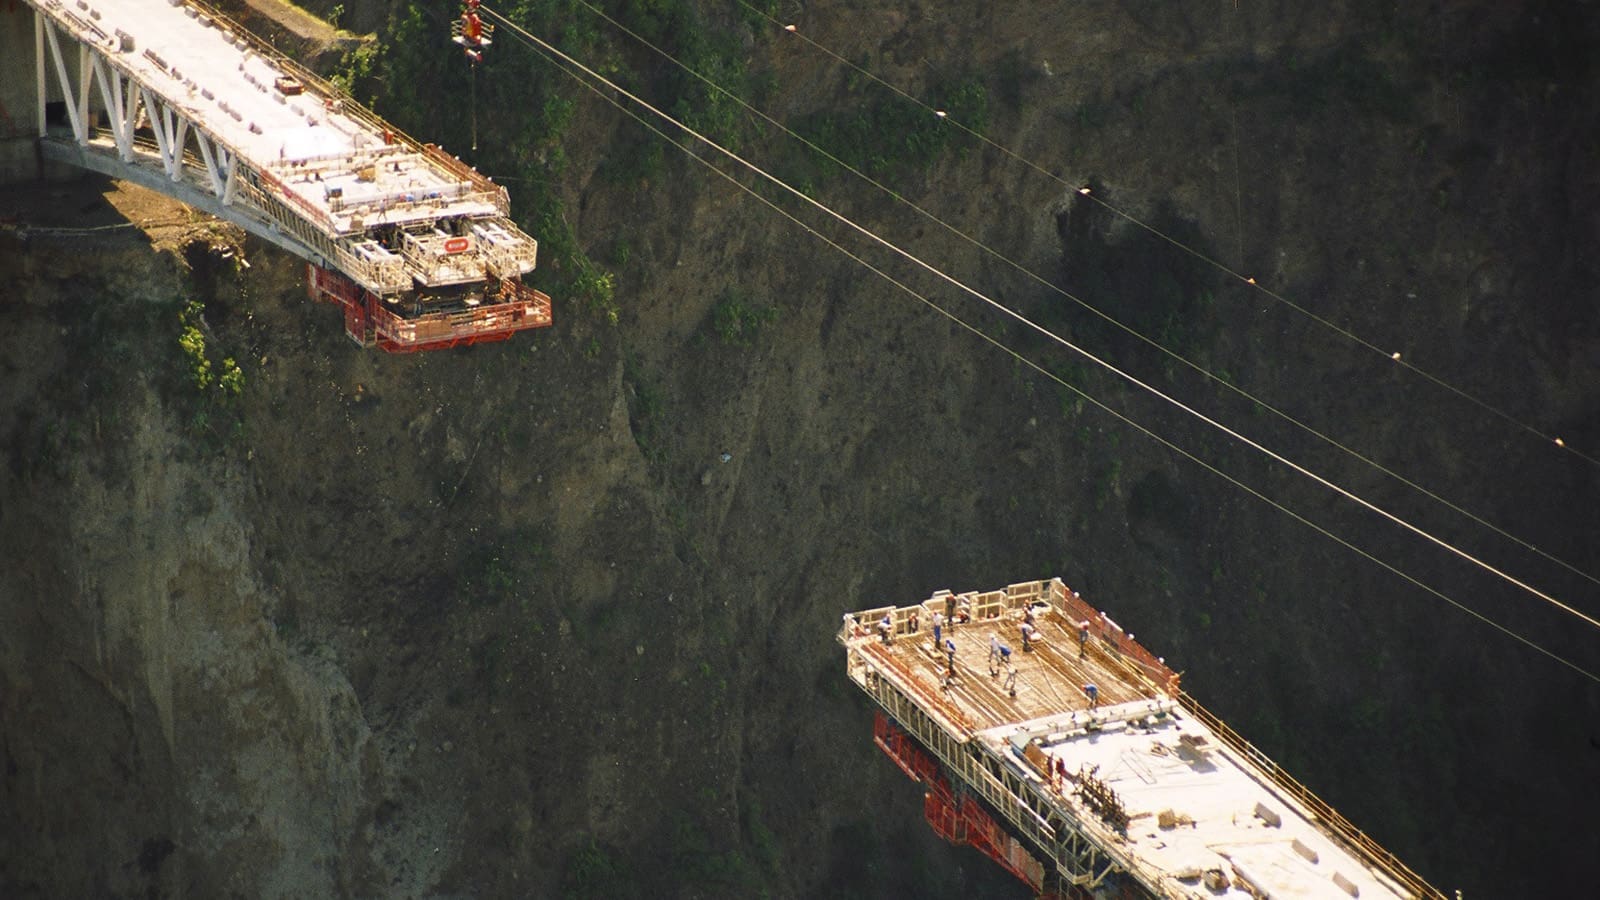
[306,264,551,353]
[873,712,1067,899]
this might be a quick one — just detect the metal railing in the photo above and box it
[180,0,510,212]
[858,642,977,735]
[367,287,549,350]
[860,663,1142,890]
[1178,692,1447,900]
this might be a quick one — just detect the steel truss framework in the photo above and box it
[22,0,555,352]
[859,667,1143,895]
[28,4,325,264]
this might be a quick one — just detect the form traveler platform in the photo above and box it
[839,577,1449,899]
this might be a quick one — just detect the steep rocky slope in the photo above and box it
[3,1,1599,898]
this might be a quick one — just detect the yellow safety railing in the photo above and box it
[1178,692,1447,900]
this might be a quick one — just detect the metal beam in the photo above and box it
[76,42,90,142]
[41,19,84,141]
[194,130,223,196]
[120,72,141,160]
[38,137,330,267]
[140,86,172,174]
[35,9,46,137]
[148,99,189,181]
[90,55,136,161]
[221,150,237,206]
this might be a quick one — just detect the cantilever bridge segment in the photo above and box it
[2,0,550,352]
[842,578,1448,899]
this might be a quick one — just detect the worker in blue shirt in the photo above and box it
[989,637,1013,676]
[1083,683,1099,709]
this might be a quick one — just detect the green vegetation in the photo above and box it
[667,811,766,894]
[789,73,988,183]
[1230,44,1415,122]
[337,0,784,331]
[340,1,613,322]
[455,529,551,607]
[332,0,996,349]
[742,797,780,874]
[172,299,246,449]
[562,839,635,899]
[456,544,519,607]
[597,137,662,188]
[1094,458,1122,511]
[473,632,511,695]
[994,47,1038,110]
[331,40,381,99]
[1048,194,1221,369]
[177,300,243,400]
[623,356,668,463]
[709,289,777,346]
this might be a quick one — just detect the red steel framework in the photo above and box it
[873,711,1071,899]
[306,264,551,353]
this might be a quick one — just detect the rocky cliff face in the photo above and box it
[3,2,1599,898]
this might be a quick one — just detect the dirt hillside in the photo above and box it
[3,1,1598,897]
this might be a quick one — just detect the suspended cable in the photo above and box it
[497,21,1598,685]
[732,0,1600,472]
[567,0,1600,594]
[483,4,1599,640]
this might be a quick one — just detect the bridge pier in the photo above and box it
[1,1,86,184]
[0,2,40,182]
[1,3,82,184]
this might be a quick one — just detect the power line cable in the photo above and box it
[733,0,1600,472]
[481,8,1600,673]
[568,0,1600,595]
[484,5,1599,636]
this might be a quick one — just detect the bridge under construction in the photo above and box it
[840,578,1448,899]
[2,0,549,351]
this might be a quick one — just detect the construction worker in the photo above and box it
[944,638,958,681]
[1020,621,1039,652]
[931,610,944,648]
[1083,683,1099,709]
[989,637,1013,676]
[1077,619,1091,659]
[878,613,893,645]
[1003,665,1018,697]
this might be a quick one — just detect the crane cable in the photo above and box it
[490,14,1599,685]
[482,4,1600,640]
[565,0,1600,596]
[732,0,1600,472]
